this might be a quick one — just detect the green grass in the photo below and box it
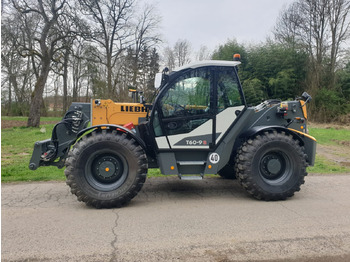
[307,126,350,173]
[308,127,350,146]
[1,116,61,122]
[1,117,349,182]
[307,155,350,173]
[2,122,65,182]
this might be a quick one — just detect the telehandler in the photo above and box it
[29,56,316,208]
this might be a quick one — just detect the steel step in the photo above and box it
[177,161,206,166]
[178,174,204,180]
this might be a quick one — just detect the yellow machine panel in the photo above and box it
[300,100,308,119]
[92,99,148,126]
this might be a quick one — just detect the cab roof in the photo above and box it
[173,60,241,72]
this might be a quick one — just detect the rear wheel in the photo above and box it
[65,130,147,208]
[235,131,307,200]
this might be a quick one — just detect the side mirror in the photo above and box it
[154,73,162,89]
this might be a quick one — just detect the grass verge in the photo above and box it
[308,127,350,146]
[2,121,65,182]
[307,126,350,173]
[307,155,350,173]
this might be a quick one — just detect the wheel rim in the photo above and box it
[259,150,292,185]
[85,151,128,192]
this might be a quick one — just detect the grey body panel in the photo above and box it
[156,101,316,176]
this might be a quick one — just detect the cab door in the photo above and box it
[152,67,215,150]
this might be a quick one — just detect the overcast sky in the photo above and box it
[143,0,296,52]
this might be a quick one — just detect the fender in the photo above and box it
[75,124,147,151]
[240,125,302,141]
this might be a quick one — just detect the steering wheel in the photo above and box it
[172,104,186,116]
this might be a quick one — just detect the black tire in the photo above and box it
[218,164,237,179]
[235,131,307,201]
[65,130,147,208]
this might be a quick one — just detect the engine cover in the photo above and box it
[92,99,149,126]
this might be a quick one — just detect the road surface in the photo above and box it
[2,174,350,261]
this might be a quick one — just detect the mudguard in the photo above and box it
[75,124,147,150]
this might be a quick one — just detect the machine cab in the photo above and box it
[150,60,246,152]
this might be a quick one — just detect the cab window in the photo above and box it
[159,68,212,136]
[217,69,243,112]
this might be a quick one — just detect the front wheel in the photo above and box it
[65,130,147,208]
[235,131,307,201]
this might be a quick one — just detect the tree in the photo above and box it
[248,42,307,99]
[11,0,70,127]
[274,0,350,121]
[314,87,349,121]
[1,8,33,115]
[275,0,350,89]
[61,39,72,112]
[196,45,211,61]
[336,60,350,100]
[274,2,305,49]
[162,39,192,71]
[1,0,163,119]
[326,0,350,89]
[51,4,81,113]
[242,78,265,106]
[118,47,135,100]
[163,46,176,71]
[138,46,160,100]
[131,3,161,87]
[71,39,88,102]
[211,39,307,102]
[173,39,192,67]
[117,45,160,101]
[268,69,298,100]
[211,38,249,74]
[78,0,135,99]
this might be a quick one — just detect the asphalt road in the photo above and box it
[2,174,350,262]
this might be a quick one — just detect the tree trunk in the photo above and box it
[7,81,12,116]
[27,61,50,127]
[54,81,59,112]
[63,49,69,112]
[107,56,113,99]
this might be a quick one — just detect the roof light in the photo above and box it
[233,54,241,61]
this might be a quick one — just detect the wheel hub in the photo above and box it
[92,155,123,183]
[260,152,285,180]
[266,158,282,175]
[98,160,117,179]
